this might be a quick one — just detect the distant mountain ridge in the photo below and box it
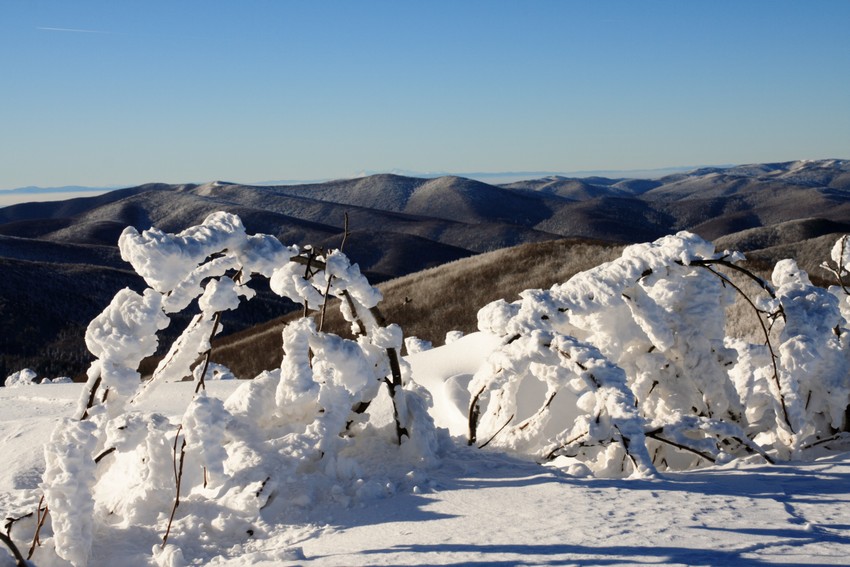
[1,185,111,194]
[1,158,849,381]
[0,164,713,197]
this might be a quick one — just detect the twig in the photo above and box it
[347,295,408,443]
[163,437,187,547]
[28,495,48,559]
[293,252,409,443]
[4,513,30,538]
[799,432,850,451]
[478,414,515,449]
[823,236,850,295]
[94,446,116,464]
[685,257,779,302]
[543,430,589,461]
[727,433,775,464]
[196,266,243,394]
[171,425,183,485]
[693,262,794,434]
[342,292,367,336]
[301,249,317,318]
[195,311,222,394]
[79,373,102,420]
[614,424,641,473]
[129,314,204,406]
[383,350,410,444]
[835,237,849,293]
[320,213,350,332]
[557,347,652,470]
[0,531,26,567]
[468,385,486,445]
[645,429,717,464]
[518,390,558,431]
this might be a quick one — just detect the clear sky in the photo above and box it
[2,0,849,189]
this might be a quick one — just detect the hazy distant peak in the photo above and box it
[193,180,240,196]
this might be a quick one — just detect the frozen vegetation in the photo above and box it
[3,212,850,565]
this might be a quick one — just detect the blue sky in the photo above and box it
[2,0,849,189]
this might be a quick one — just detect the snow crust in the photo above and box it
[3,383,850,566]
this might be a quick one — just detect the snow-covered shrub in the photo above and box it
[772,259,850,449]
[33,212,439,565]
[470,231,850,474]
[192,362,234,381]
[405,336,433,355]
[824,235,850,328]
[727,255,850,457]
[468,330,655,478]
[4,368,37,387]
[445,330,464,344]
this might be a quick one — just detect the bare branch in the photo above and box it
[163,437,187,548]
[645,429,717,464]
[468,385,486,445]
[691,262,794,434]
[685,257,778,302]
[28,496,48,559]
[94,446,116,464]
[478,414,515,449]
[79,372,102,421]
[195,311,222,394]
[0,531,26,567]
[320,213,350,332]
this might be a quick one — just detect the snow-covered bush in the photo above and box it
[728,259,850,456]
[32,212,439,566]
[469,232,850,475]
[445,330,464,344]
[405,336,433,355]
[824,235,850,328]
[3,369,72,388]
[44,376,74,384]
[4,368,37,387]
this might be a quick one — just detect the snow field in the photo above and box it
[3,384,850,565]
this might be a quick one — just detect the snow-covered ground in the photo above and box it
[3,364,850,566]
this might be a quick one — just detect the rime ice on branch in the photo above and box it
[472,231,850,474]
[38,212,438,567]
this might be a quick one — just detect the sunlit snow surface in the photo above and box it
[2,364,850,566]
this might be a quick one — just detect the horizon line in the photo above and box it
[5,158,848,193]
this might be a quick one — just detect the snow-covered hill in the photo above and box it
[4,160,850,382]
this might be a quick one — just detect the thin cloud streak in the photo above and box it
[37,26,115,35]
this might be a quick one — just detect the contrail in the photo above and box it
[37,26,114,34]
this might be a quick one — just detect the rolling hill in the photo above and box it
[1,158,849,381]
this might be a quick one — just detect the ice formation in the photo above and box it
[34,212,439,566]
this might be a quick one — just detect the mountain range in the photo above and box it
[2,158,849,381]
